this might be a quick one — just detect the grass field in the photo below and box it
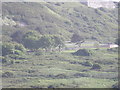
[2,48,118,88]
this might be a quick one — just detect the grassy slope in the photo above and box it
[2,2,118,42]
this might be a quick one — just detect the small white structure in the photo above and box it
[109,44,118,48]
[88,0,116,9]
[80,0,118,9]
[99,44,118,48]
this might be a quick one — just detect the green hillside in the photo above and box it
[2,2,119,88]
[2,2,118,43]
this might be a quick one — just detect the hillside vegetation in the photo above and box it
[2,2,118,43]
[2,2,119,88]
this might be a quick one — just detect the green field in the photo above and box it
[2,48,118,88]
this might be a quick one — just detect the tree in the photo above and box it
[38,35,53,51]
[53,36,64,47]
[22,31,40,50]
[52,36,64,52]
[71,33,84,43]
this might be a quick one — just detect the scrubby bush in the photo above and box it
[2,71,14,78]
[112,83,118,88]
[2,43,14,56]
[82,61,93,67]
[14,50,23,55]
[55,74,67,79]
[2,42,26,57]
[72,49,92,56]
[1,55,15,64]
[1,56,7,63]
[71,33,84,43]
[14,43,26,52]
[48,85,55,88]
[91,64,101,70]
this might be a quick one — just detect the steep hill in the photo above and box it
[2,2,118,43]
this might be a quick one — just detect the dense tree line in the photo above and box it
[11,30,64,52]
[2,30,64,56]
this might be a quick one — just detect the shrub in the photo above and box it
[2,71,14,78]
[2,43,14,56]
[14,50,23,55]
[22,31,40,49]
[2,57,7,63]
[2,42,26,56]
[82,61,93,67]
[112,83,118,88]
[14,43,26,52]
[1,56,15,64]
[71,33,84,43]
[55,74,67,79]
[48,85,55,88]
[72,49,92,56]
[91,64,101,70]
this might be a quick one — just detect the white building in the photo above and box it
[80,0,118,9]
[99,44,118,48]
[109,44,118,48]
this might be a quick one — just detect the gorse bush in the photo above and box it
[14,43,26,52]
[14,50,23,55]
[2,43,14,56]
[82,61,93,67]
[2,42,26,56]
[2,56,7,64]
[72,49,92,56]
[91,64,101,70]
[2,71,14,78]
